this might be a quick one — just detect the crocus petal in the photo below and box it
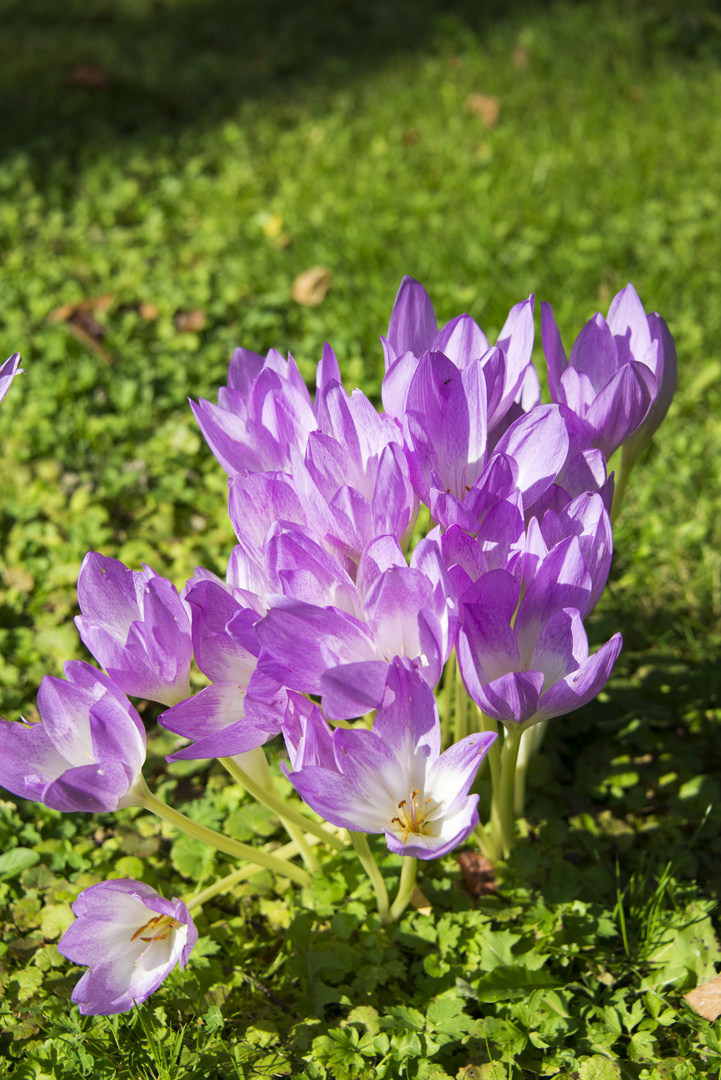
[540,303,567,405]
[285,763,389,833]
[568,312,619,393]
[474,669,545,726]
[494,405,570,507]
[320,660,390,720]
[432,313,489,369]
[257,600,380,693]
[534,632,623,723]
[585,360,656,459]
[43,761,138,813]
[0,718,70,802]
[606,282,653,366]
[0,352,24,405]
[457,604,520,697]
[314,342,342,414]
[384,276,438,365]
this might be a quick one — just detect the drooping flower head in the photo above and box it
[58,879,197,1015]
[0,661,146,812]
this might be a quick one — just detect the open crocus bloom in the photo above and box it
[283,660,496,858]
[58,879,197,1015]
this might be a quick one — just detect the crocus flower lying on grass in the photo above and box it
[58,880,197,1015]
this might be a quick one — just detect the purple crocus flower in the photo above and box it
[191,346,317,475]
[0,353,23,405]
[541,284,674,460]
[524,492,613,617]
[457,560,622,730]
[294,381,418,559]
[0,662,145,812]
[75,553,192,707]
[159,577,286,759]
[256,532,457,719]
[284,660,496,858]
[58,879,197,1015]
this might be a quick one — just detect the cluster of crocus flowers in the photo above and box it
[0,278,676,1014]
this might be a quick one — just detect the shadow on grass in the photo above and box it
[1,0,720,174]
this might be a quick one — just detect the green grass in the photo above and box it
[2,0,721,1075]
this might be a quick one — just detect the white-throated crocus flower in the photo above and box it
[283,659,496,858]
[58,879,197,1015]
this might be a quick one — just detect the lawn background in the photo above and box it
[2,1,721,1076]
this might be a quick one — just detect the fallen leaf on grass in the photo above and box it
[291,266,332,307]
[138,302,160,321]
[174,309,206,332]
[511,46,530,70]
[685,973,721,1019]
[48,294,114,324]
[47,295,115,363]
[64,65,110,90]
[458,851,497,897]
[466,93,501,128]
[410,885,433,915]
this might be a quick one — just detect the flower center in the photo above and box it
[130,914,179,946]
[390,788,438,843]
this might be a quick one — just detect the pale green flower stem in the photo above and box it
[475,709,504,861]
[610,443,636,526]
[495,724,523,858]
[185,834,315,911]
[440,650,455,747]
[454,656,469,743]
[349,831,389,923]
[132,776,312,888]
[219,751,346,869]
[388,856,417,923]
[222,750,321,873]
[513,721,548,816]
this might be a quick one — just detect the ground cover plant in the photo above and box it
[2,0,721,1076]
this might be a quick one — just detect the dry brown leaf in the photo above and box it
[458,851,497,897]
[48,296,115,363]
[48,293,114,323]
[410,885,433,916]
[65,320,115,364]
[466,93,501,128]
[174,310,206,333]
[138,302,160,321]
[291,266,332,307]
[511,46,530,70]
[685,974,721,1020]
[70,310,105,340]
[3,566,34,593]
[65,64,110,90]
